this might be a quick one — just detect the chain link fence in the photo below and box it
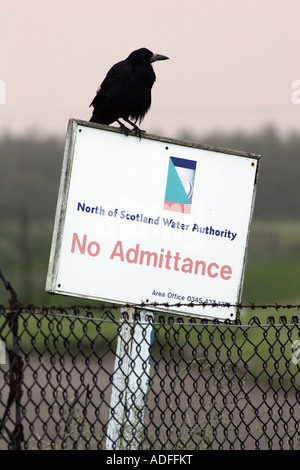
[1,300,300,450]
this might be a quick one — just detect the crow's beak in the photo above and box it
[150,53,169,63]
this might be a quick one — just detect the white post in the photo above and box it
[106,307,154,450]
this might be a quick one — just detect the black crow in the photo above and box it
[89,48,169,136]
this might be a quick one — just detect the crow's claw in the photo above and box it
[117,120,131,136]
[125,119,146,140]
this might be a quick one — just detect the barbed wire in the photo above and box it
[1,300,300,313]
[1,267,300,327]
[1,302,300,329]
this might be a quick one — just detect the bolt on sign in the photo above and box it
[46,119,260,320]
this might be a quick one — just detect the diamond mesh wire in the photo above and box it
[0,305,299,450]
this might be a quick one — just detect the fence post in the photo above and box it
[106,307,154,450]
[0,269,24,449]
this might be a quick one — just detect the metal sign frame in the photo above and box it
[46,119,260,320]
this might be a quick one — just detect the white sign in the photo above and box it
[46,119,260,320]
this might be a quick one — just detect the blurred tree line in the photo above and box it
[0,125,299,222]
[180,125,300,221]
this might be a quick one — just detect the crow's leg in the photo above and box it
[117,120,131,136]
[123,119,146,140]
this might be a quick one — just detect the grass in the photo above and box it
[242,220,300,304]
[153,316,300,388]
[242,256,300,304]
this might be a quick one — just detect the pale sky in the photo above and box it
[1,0,300,139]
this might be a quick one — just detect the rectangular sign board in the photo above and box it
[46,119,260,320]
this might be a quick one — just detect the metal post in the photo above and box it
[106,307,154,450]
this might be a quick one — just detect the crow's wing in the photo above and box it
[90,60,132,109]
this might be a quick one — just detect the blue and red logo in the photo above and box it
[164,157,197,214]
